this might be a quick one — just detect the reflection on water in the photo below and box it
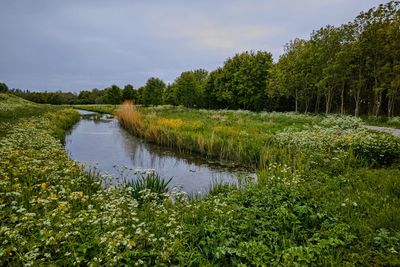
[65,110,251,194]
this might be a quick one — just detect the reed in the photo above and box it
[115,104,400,172]
[116,100,145,136]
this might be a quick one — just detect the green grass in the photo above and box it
[72,104,116,114]
[123,172,173,204]
[1,98,399,265]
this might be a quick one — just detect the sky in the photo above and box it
[0,0,389,92]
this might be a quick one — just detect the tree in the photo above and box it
[269,39,313,113]
[0,82,9,93]
[203,68,226,109]
[162,84,176,105]
[173,69,208,108]
[103,85,122,105]
[209,51,273,111]
[122,84,137,103]
[142,78,165,106]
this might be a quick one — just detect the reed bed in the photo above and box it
[115,102,400,170]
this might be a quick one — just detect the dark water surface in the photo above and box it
[65,110,251,194]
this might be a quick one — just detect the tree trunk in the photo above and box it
[305,98,309,113]
[340,82,345,115]
[354,90,360,117]
[325,88,333,115]
[388,96,393,117]
[315,95,320,113]
[355,67,362,117]
[388,91,397,118]
[374,91,382,117]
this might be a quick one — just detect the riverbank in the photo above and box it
[66,110,247,193]
[1,95,400,265]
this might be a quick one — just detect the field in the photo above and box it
[1,95,400,265]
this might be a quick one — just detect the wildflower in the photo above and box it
[40,182,47,191]
[57,202,68,210]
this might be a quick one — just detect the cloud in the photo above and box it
[0,0,389,91]
[147,13,283,51]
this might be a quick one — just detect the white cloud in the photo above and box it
[144,8,284,52]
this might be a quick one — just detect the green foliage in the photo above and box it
[0,82,9,93]
[162,84,176,105]
[1,97,400,265]
[103,85,122,105]
[123,172,172,204]
[77,88,103,104]
[269,1,400,117]
[172,69,208,108]
[73,104,116,114]
[0,93,58,136]
[122,84,138,102]
[204,51,273,111]
[142,77,165,106]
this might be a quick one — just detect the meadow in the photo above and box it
[1,94,400,265]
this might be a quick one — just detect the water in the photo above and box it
[65,110,251,194]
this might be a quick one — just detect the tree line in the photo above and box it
[3,1,399,116]
[269,1,400,117]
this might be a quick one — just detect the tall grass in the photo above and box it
[123,172,172,203]
[115,102,400,171]
[116,100,145,136]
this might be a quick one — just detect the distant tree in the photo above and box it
[210,51,273,111]
[142,78,165,106]
[0,82,9,93]
[122,84,138,103]
[162,84,176,105]
[103,85,122,105]
[203,68,225,109]
[173,69,208,108]
[136,86,145,104]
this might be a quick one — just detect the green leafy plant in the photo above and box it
[124,172,173,203]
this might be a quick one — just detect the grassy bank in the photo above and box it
[114,102,400,264]
[1,97,399,265]
[72,104,116,114]
[115,103,400,170]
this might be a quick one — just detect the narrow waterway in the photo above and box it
[65,110,251,194]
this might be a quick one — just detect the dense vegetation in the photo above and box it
[4,2,400,117]
[1,94,400,265]
[1,1,400,265]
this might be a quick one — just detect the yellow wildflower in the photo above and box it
[57,202,68,210]
[70,191,84,199]
[40,182,47,191]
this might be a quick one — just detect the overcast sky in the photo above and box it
[0,0,388,92]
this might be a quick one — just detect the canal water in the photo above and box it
[65,110,250,194]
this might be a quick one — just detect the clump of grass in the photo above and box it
[116,100,145,136]
[124,172,173,203]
